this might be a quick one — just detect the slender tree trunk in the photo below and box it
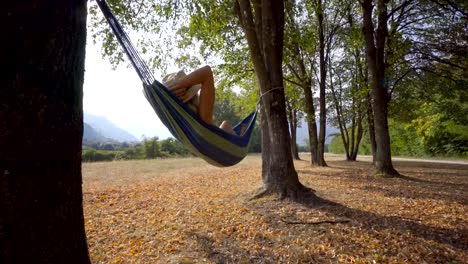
[284,2,318,165]
[350,88,356,158]
[291,110,300,160]
[329,65,351,160]
[1,1,90,263]
[361,0,399,176]
[286,101,300,160]
[351,108,364,160]
[303,82,320,164]
[353,46,366,161]
[316,0,328,166]
[236,0,307,197]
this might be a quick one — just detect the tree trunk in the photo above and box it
[236,0,307,197]
[283,2,318,165]
[351,109,364,160]
[329,64,351,160]
[352,45,366,162]
[316,0,328,166]
[361,0,399,176]
[292,109,300,160]
[366,91,377,163]
[1,1,90,263]
[286,100,300,160]
[363,57,377,163]
[303,82,320,165]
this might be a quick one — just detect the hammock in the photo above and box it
[96,0,258,167]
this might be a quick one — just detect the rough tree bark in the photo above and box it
[362,56,377,163]
[361,0,399,176]
[236,0,307,198]
[367,91,377,163]
[361,58,376,163]
[1,1,90,263]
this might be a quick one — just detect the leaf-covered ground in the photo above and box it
[83,154,468,263]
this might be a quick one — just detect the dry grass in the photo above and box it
[83,154,468,263]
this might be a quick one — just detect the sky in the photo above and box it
[83,33,173,140]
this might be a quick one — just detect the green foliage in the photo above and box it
[123,146,145,160]
[82,137,192,162]
[328,135,345,154]
[82,148,123,162]
[388,119,425,157]
[143,137,161,159]
[213,96,242,126]
[330,115,466,158]
[160,138,190,156]
[410,113,468,157]
[248,124,262,153]
[390,50,468,157]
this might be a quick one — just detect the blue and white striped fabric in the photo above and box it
[97,0,258,166]
[144,81,257,166]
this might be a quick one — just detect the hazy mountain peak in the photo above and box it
[84,113,138,142]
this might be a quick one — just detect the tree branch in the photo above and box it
[283,76,303,87]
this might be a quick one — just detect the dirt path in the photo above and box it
[321,153,468,165]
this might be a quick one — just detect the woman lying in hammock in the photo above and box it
[163,65,242,135]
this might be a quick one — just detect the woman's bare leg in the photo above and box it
[174,66,236,134]
[175,66,214,124]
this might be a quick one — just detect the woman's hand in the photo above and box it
[167,82,187,100]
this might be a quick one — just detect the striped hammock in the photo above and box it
[96,0,257,167]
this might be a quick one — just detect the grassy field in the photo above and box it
[83,154,468,263]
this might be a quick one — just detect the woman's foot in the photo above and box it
[219,120,235,134]
[238,123,248,136]
[220,121,248,136]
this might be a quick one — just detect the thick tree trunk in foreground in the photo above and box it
[361,0,399,176]
[236,0,306,197]
[1,1,90,263]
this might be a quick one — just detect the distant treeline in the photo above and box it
[329,118,468,158]
[83,134,264,162]
[82,137,190,162]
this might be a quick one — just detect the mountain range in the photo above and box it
[83,113,138,144]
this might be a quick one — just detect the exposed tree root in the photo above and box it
[373,167,401,178]
[249,188,272,201]
[250,183,316,201]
